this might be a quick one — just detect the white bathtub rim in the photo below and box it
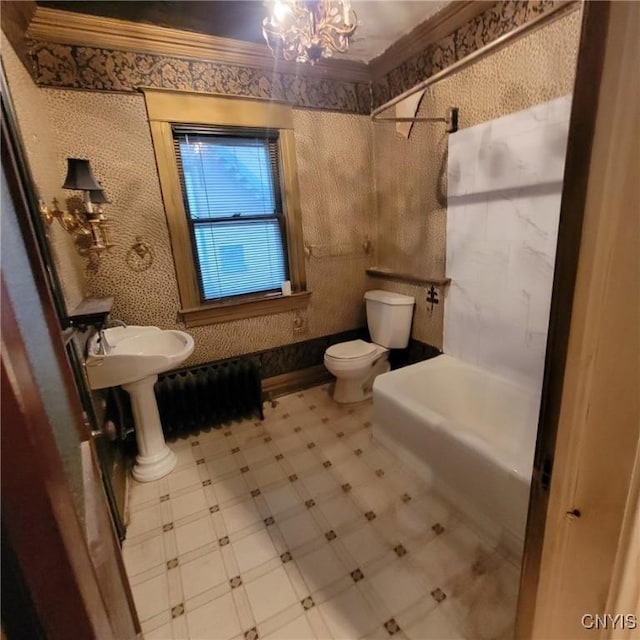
[373,381,534,484]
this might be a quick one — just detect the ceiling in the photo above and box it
[36,1,450,63]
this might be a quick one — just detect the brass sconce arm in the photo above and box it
[39,158,115,260]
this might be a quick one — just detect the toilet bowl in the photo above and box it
[324,340,389,404]
[324,290,415,404]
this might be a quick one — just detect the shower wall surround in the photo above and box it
[445,95,572,389]
[372,10,580,349]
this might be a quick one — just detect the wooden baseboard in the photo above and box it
[262,364,332,399]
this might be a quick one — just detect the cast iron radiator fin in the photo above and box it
[154,358,264,439]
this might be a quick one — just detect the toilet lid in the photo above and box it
[326,340,377,359]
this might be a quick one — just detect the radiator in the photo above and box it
[155,359,264,439]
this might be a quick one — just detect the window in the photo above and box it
[144,90,308,326]
[175,128,288,302]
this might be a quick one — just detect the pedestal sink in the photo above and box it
[85,326,194,482]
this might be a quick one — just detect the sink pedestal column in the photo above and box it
[122,374,177,482]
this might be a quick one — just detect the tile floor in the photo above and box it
[123,384,520,640]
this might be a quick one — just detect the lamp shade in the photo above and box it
[89,189,109,204]
[62,158,101,191]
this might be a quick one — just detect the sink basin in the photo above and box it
[85,325,195,390]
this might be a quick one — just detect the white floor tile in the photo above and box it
[129,479,160,509]
[319,585,379,639]
[404,606,465,640]
[296,544,347,593]
[206,454,240,480]
[242,438,274,466]
[262,484,301,515]
[131,573,169,622]
[168,466,203,494]
[213,476,250,505]
[180,550,227,601]
[263,613,316,639]
[368,560,430,616]
[341,524,388,567]
[123,535,165,576]
[250,461,286,487]
[302,469,340,498]
[287,450,320,474]
[125,384,520,639]
[318,495,361,530]
[126,503,162,538]
[171,488,209,522]
[186,591,241,640]
[175,516,216,557]
[244,566,298,623]
[278,511,323,551]
[232,528,278,574]
[221,498,263,535]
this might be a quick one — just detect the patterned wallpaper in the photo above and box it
[39,89,376,366]
[372,9,581,348]
[30,42,371,115]
[1,32,86,314]
[371,0,561,108]
[2,0,580,369]
[26,1,564,116]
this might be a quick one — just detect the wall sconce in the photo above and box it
[39,158,115,258]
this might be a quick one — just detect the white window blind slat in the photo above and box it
[174,128,289,302]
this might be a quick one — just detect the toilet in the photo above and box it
[324,290,415,403]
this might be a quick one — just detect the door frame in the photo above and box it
[1,71,140,638]
[517,0,640,635]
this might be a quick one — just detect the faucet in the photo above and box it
[97,329,111,355]
[96,318,126,355]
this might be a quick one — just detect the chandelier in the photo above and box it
[263,0,358,65]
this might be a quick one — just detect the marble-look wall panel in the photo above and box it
[30,42,370,115]
[1,33,86,313]
[41,89,375,366]
[445,95,571,389]
[371,10,580,348]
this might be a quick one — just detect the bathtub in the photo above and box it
[372,354,540,556]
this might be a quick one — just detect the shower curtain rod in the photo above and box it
[371,0,579,124]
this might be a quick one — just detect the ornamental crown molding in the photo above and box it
[369,1,494,79]
[26,6,371,83]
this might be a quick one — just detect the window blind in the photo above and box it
[173,127,289,302]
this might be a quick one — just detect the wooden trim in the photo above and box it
[145,90,308,324]
[366,267,450,288]
[279,129,307,292]
[0,1,37,71]
[1,279,112,640]
[369,1,493,80]
[142,88,294,129]
[529,0,639,634]
[514,0,624,636]
[262,364,332,399]
[181,291,311,327]
[27,6,371,83]
[148,120,201,309]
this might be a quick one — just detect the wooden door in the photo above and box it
[1,72,140,639]
[517,0,640,636]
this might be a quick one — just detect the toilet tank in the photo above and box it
[365,290,415,348]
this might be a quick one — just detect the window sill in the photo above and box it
[180,291,311,327]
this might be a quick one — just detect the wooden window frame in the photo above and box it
[143,88,308,327]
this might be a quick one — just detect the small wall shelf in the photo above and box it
[366,267,451,288]
[67,296,114,328]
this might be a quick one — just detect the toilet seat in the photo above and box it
[325,339,377,360]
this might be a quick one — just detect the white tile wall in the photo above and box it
[445,95,572,390]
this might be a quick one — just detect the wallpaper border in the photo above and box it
[26,1,567,115]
